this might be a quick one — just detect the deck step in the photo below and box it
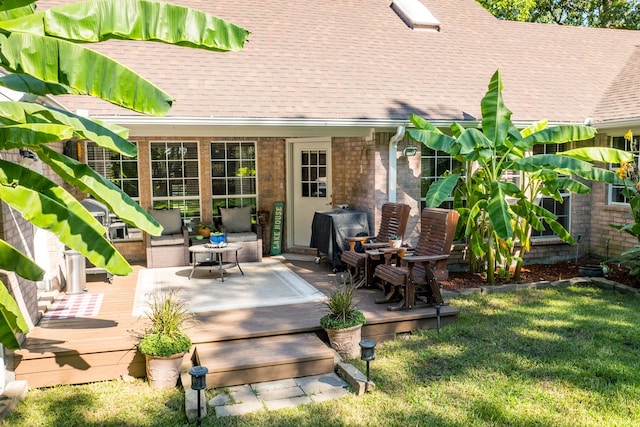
[194,333,335,388]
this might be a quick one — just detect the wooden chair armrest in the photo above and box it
[363,241,390,249]
[345,235,374,243]
[402,254,449,264]
[378,247,409,264]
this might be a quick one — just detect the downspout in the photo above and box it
[388,126,406,203]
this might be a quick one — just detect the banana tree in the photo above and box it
[0,0,249,349]
[408,69,631,284]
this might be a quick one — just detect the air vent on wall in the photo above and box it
[391,0,441,31]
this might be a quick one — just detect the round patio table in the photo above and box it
[188,243,244,282]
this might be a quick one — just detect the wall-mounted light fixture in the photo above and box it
[402,146,418,157]
[20,149,38,160]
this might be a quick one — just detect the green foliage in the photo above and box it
[477,0,640,29]
[409,69,630,284]
[8,286,640,426]
[138,332,191,358]
[319,274,366,330]
[0,0,249,350]
[139,290,194,357]
[607,138,640,282]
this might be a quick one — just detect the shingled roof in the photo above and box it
[42,0,640,126]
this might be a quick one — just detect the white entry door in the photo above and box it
[287,138,332,248]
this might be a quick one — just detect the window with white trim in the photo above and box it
[210,141,257,221]
[420,147,460,210]
[150,141,200,231]
[86,141,139,200]
[609,135,640,205]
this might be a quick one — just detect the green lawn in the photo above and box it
[4,285,640,426]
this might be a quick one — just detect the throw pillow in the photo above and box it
[150,209,182,235]
[220,206,252,233]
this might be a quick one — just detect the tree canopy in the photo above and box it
[477,0,640,29]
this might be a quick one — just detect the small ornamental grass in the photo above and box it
[138,290,194,357]
[319,272,365,330]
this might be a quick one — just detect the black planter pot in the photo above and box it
[579,265,604,277]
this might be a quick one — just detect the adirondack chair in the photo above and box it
[374,207,459,311]
[340,203,411,287]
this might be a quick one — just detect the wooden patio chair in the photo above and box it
[374,207,459,311]
[340,203,411,287]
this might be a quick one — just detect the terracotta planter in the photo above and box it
[145,352,186,388]
[197,228,211,238]
[325,324,363,359]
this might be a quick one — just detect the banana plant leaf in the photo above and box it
[560,147,632,163]
[0,239,44,281]
[458,128,494,158]
[409,113,441,132]
[0,0,33,12]
[520,125,597,146]
[0,32,174,115]
[0,159,109,235]
[424,173,460,207]
[0,123,72,148]
[0,102,136,156]
[481,70,512,145]
[0,0,250,115]
[0,170,132,275]
[0,280,28,350]
[1,0,250,50]
[0,4,34,21]
[407,129,459,155]
[34,146,162,236]
[519,120,548,138]
[0,73,79,96]
[488,181,513,238]
[553,177,590,194]
[516,154,623,184]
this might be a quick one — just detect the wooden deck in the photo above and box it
[10,256,459,389]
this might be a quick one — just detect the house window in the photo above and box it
[531,143,570,238]
[86,141,139,200]
[420,148,460,210]
[420,143,569,238]
[211,141,257,221]
[609,135,640,205]
[150,141,200,231]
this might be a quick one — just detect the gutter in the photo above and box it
[587,117,640,130]
[388,126,406,203]
[90,115,575,129]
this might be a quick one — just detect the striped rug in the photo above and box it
[42,293,104,320]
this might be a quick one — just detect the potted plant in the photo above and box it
[197,222,212,238]
[139,290,194,388]
[319,272,366,359]
[209,230,226,246]
[389,234,403,248]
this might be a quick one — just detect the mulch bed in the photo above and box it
[441,258,639,291]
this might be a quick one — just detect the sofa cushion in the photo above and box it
[220,207,252,233]
[149,234,186,246]
[150,209,182,235]
[225,231,257,243]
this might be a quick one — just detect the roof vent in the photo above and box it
[391,0,440,31]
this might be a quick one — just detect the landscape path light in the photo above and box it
[359,339,376,392]
[189,365,208,426]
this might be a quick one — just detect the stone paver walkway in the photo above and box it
[209,373,350,417]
